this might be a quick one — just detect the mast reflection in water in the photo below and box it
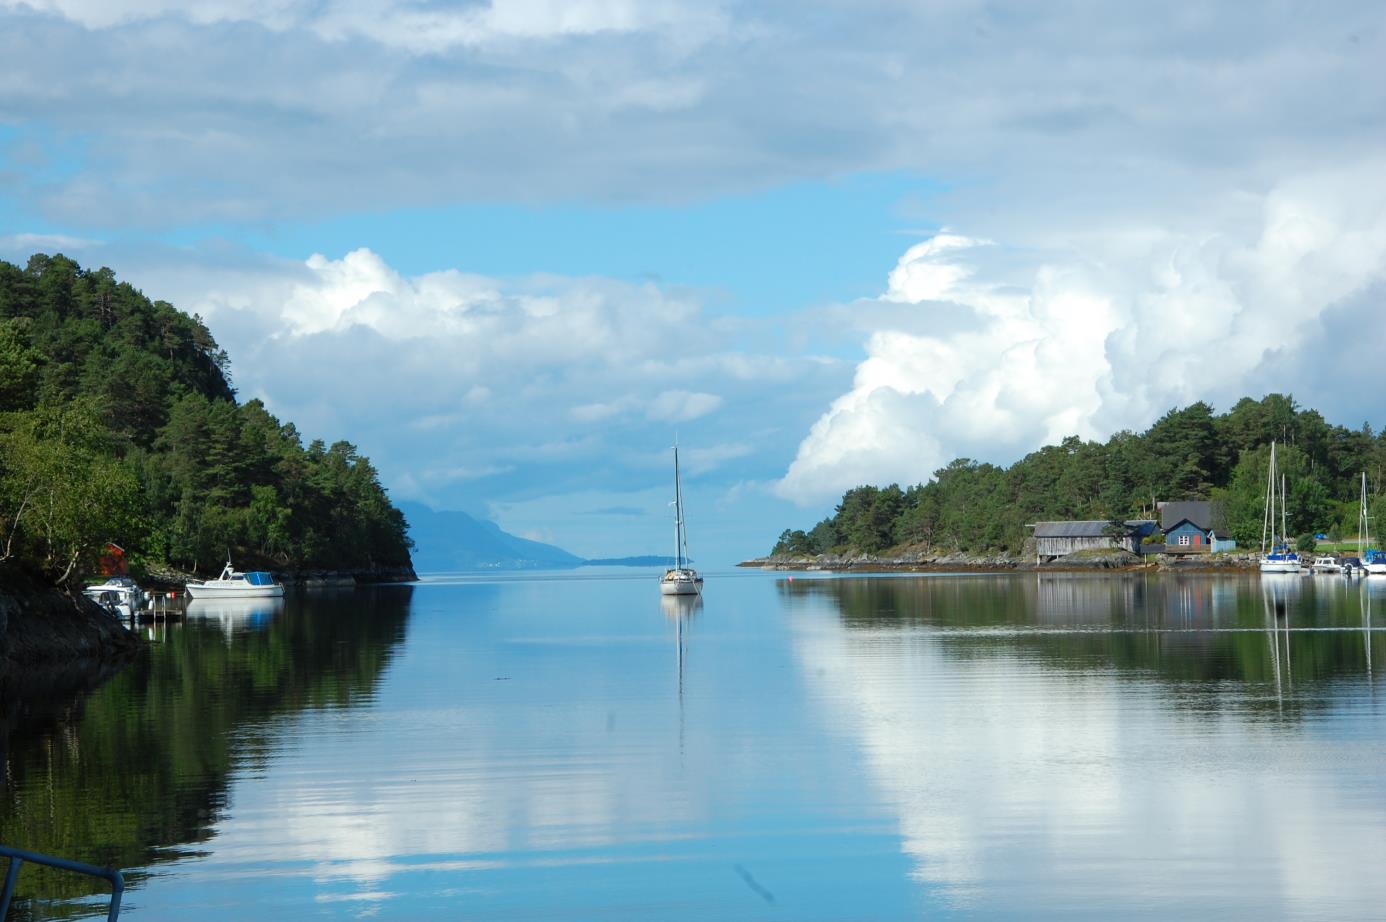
[7,574,1386,919]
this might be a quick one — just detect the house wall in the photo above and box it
[1036,535,1137,562]
[1165,522,1206,548]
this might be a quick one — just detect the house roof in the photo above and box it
[1034,520,1157,538]
[1160,501,1223,532]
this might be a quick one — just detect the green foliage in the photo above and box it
[0,316,42,411]
[0,401,143,583]
[1297,533,1317,553]
[771,394,1386,556]
[0,254,413,582]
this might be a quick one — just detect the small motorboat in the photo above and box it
[1311,556,1343,573]
[82,576,145,618]
[1367,549,1386,577]
[185,561,285,599]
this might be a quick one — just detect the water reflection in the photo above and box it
[184,596,285,633]
[784,573,1386,915]
[9,574,1386,919]
[781,573,1386,689]
[0,587,412,919]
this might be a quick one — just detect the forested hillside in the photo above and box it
[0,254,412,584]
[772,396,1386,557]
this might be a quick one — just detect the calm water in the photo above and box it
[5,571,1386,919]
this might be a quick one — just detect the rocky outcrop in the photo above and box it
[739,550,1028,572]
[0,566,140,668]
[140,562,417,591]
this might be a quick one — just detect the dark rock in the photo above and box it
[1,565,140,669]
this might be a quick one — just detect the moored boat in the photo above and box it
[660,445,703,597]
[1311,556,1343,573]
[1367,550,1386,577]
[82,576,145,618]
[1357,473,1386,576]
[1259,441,1301,574]
[185,561,285,598]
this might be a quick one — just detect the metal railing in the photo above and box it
[0,846,124,921]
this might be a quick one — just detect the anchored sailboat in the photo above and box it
[1260,441,1301,574]
[1362,472,1386,576]
[660,445,704,596]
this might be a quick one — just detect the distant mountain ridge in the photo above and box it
[398,502,582,572]
[399,502,675,573]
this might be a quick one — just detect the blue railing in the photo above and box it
[0,845,124,921]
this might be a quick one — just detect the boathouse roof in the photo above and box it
[1032,520,1157,538]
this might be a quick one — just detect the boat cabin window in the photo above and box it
[245,571,275,586]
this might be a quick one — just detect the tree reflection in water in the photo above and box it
[778,573,1386,702]
[0,586,412,919]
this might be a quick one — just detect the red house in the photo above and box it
[98,543,129,576]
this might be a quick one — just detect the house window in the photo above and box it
[1178,535,1191,546]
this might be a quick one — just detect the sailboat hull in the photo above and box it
[660,571,703,596]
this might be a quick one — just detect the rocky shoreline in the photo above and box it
[2,562,417,670]
[1,567,141,671]
[139,563,418,591]
[738,549,1263,573]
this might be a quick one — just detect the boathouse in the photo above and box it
[1031,520,1158,564]
[1159,501,1236,554]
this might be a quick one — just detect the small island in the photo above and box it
[748,395,1385,572]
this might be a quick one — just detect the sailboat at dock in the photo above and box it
[1362,472,1386,576]
[1259,441,1301,574]
[660,445,704,596]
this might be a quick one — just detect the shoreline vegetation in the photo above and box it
[1,253,416,664]
[739,547,1261,573]
[766,394,1386,567]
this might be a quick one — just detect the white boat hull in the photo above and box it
[83,580,144,617]
[1260,560,1302,574]
[1367,564,1386,577]
[660,577,702,596]
[185,583,285,599]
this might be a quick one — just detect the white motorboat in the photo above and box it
[83,576,144,618]
[185,561,285,598]
[660,445,703,597]
[1259,441,1301,574]
[1310,556,1343,573]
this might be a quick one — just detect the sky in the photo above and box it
[2,1,1385,564]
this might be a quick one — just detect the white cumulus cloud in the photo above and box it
[777,162,1386,504]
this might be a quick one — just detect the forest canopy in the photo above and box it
[771,396,1386,558]
[0,254,413,584]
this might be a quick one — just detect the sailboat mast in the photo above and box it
[1262,441,1276,553]
[1281,472,1289,549]
[1364,472,1372,554]
[673,445,684,570]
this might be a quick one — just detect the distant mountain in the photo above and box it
[399,502,584,572]
[584,556,680,567]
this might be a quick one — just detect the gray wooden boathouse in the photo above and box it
[1031,519,1158,564]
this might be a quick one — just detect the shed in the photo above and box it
[1032,520,1158,563]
